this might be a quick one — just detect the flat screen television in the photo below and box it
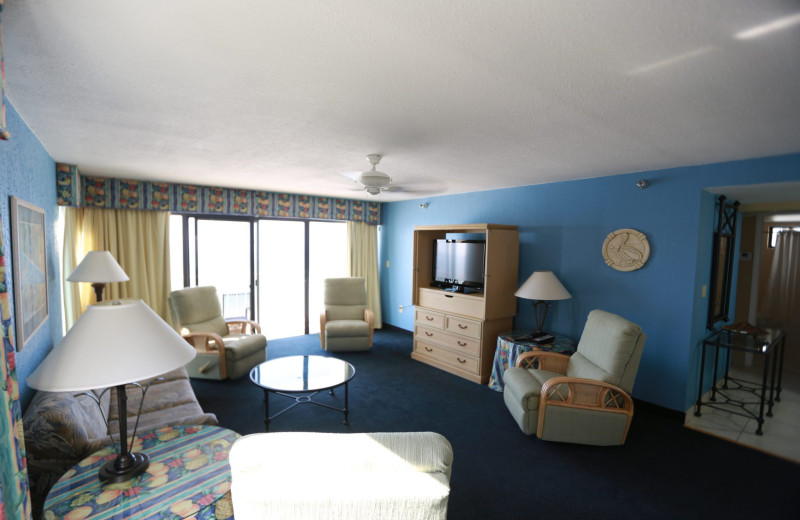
[433,239,486,292]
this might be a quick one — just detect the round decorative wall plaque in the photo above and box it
[602,228,650,272]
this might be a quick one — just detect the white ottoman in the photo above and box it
[229,431,453,520]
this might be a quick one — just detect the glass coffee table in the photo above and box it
[250,355,356,431]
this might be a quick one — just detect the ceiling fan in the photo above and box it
[341,154,398,195]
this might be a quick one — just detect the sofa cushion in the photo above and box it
[23,390,108,460]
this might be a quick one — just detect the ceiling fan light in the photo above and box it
[358,172,392,189]
[365,186,382,195]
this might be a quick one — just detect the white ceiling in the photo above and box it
[4,1,800,202]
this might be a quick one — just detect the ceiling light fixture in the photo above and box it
[736,12,800,39]
[357,154,392,196]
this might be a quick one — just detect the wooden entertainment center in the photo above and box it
[411,224,519,384]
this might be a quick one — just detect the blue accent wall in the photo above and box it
[0,99,63,409]
[380,153,800,412]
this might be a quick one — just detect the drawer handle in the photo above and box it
[457,357,467,364]
[458,341,467,346]
[425,331,434,337]
[425,346,433,352]
[458,324,468,329]
[425,316,434,321]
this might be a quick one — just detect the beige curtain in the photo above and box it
[62,207,171,328]
[760,230,800,373]
[347,221,382,328]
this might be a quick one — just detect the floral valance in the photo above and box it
[56,164,381,225]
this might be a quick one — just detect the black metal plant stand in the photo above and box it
[695,328,786,435]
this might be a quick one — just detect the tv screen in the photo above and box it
[433,239,486,290]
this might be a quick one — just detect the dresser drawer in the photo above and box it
[444,315,482,339]
[415,308,445,329]
[418,289,485,318]
[415,325,481,356]
[414,341,479,374]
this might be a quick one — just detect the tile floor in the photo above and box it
[685,365,800,464]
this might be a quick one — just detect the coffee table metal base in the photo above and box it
[261,384,349,431]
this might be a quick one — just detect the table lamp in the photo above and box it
[67,251,130,302]
[514,270,571,342]
[27,299,196,482]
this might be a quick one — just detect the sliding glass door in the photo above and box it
[308,221,347,334]
[171,215,346,339]
[171,216,255,320]
[257,220,306,339]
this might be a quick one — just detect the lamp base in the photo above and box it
[98,452,150,483]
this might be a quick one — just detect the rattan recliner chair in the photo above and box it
[503,309,646,445]
[168,286,266,380]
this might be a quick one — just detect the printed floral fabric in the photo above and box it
[488,332,577,391]
[56,164,381,224]
[1,211,32,520]
[23,367,218,515]
[43,425,239,520]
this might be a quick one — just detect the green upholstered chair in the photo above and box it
[319,277,374,352]
[168,286,267,380]
[503,309,646,446]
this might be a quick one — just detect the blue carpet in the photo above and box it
[191,328,800,520]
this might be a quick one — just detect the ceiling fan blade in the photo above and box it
[339,170,363,181]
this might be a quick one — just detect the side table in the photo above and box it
[44,424,240,520]
[488,331,576,391]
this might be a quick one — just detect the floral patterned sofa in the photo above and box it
[22,366,218,513]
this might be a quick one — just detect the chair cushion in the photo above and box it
[325,319,370,338]
[223,333,267,361]
[571,309,641,385]
[566,352,615,384]
[324,278,367,320]
[169,286,228,337]
[503,367,563,412]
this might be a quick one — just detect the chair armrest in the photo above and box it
[182,332,228,379]
[537,376,634,439]
[365,308,375,345]
[515,351,570,374]
[319,311,327,349]
[226,319,262,334]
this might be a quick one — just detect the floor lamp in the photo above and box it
[27,300,196,482]
[67,251,129,302]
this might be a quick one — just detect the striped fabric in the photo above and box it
[44,425,239,520]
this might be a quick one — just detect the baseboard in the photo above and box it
[379,323,412,334]
[634,398,685,423]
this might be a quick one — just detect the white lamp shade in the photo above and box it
[67,251,130,283]
[514,270,571,301]
[27,300,195,392]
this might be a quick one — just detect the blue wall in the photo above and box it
[0,99,63,409]
[379,153,800,412]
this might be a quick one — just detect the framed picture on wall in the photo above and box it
[10,196,48,350]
